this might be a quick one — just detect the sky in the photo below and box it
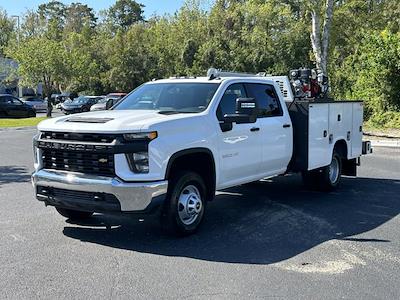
[0,0,188,18]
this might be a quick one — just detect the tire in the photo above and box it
[319,151,342,191]
[301,169,319,190]
[55,207,93,220]
[161,171,207,236]
[82,107,89,112]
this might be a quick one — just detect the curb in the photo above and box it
[364,132,400,139]
[369,139,400,148]
[0,126,37,132]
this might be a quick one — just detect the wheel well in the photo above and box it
[166,149,216,201]
[334,140,348,159]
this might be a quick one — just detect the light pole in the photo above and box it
[11,15,21,97]
[11,15,20,46]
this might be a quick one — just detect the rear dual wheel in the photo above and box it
[302,152,342,191]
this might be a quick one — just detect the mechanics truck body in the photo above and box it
[32,70,372,235]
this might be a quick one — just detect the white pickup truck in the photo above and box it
[32,70,372,235]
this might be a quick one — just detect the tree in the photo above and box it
[0,9,15,56]
[38,1,66,40]
[309,0,334,76]
[64,3,97,34]
[105,0,144,32]
[62,31,102,93]
[6,37,66,116]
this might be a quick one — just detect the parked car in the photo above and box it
[90,93,126,111]
[61,96,103,114]
[0,94,36,118]
[21,97,48,112]
[52,92,78,106]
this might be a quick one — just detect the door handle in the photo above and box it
[250,127,260,132]
[283,124,291,128]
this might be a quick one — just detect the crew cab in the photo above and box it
[32,70,372,235]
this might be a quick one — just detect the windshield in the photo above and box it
[114,82,220,113]
[97,98,108,104]
[72,96,89,104]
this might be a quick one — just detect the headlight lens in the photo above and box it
[123,132,157,174]
[123,131,157,141]
[32,132,41,164]
[126,152,149,173]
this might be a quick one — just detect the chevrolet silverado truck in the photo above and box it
[32,69,372,235]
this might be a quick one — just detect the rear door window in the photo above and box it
[245,83,282,117]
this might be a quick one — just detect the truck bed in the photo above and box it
[287,100,364,172]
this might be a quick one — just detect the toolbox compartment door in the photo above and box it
[351,102,363,157]
[308,103,330,170]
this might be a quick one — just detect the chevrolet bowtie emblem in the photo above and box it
[99,158,108,163]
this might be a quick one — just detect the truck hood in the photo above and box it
[37,110,194,133]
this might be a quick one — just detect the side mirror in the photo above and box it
[223,98,258,124]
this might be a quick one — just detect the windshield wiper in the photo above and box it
[158,110,198,115]
[158,110,182,115]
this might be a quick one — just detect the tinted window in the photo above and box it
[115,83,220,113]
[245,83,282,117]
[5,97,23,105]
[217,84,247,121]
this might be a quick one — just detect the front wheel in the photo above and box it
[55,207,93,220]
[161,171,207,236]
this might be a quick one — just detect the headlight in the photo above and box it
[126,152,149,173]
[123,131,157,141]
[32,132,41,165]
[123,132,157,173]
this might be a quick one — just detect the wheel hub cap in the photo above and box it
[177,185,202,225]
[329,157,339,183]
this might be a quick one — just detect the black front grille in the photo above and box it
[42,149,115,176]
[41,131,119,143]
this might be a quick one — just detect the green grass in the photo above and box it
[0,117,48,128]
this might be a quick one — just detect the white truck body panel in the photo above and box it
[308,103,330,170]
[351,102,364,157]
[307,101,363,170]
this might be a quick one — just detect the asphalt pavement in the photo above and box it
[0,128,399,299]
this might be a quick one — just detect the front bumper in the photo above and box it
[32,169,168,213]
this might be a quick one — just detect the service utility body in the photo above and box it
[32,68,372,235]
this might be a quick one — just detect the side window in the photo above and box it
[245,83,283,117]
[217,83,247,121]
[7,97,22,105]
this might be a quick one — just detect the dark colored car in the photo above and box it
[0,94,36,118]
[61,96,103,114]
[21,97,48,112]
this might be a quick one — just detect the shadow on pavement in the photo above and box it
[63,175,400,265]
[0,165,31,187]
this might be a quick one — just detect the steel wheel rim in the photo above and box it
[329,156,339,183]
[177,185,202,225]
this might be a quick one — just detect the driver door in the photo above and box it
[5,96,24,117]
[216,83,263,188]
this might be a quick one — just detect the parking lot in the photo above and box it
[0,128,399,299]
